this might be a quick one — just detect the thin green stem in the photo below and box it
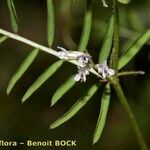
[118,71,145,77]
[99,70,145,82]
[111,79,148,150]
[0,28,58,56]
[0,28,100,78]
[110,0,119,72]
[109,1,148,149]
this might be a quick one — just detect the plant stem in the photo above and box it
[0,28,100,78]
[0,28,58,56]
[109,1,148,149]
[110,0,119,72]
[118,71,145,77]
[111,78,148,150]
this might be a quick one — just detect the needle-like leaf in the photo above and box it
[22,60,63,103]
[7,0,19,33]
[118,29,150,69]
[50,1,92,107]
[51,75,76,107]
[47,0,55,47]
[93,84,110,144]
[117,0,131,4]
[99,15,114,63]
[7,49,39,95]
[78,2,92,52]
[0,36,8,43]
[50,84,98,129]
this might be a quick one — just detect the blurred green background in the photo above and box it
[0,0,150,149]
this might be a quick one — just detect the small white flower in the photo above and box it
[77,54,91,65]
[95,60,115,78]
[74,67,89,82]
[57,46,91,67]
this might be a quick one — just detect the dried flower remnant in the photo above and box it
[95,60,115,78]
[74,66,90,82]
[57,46,69,60]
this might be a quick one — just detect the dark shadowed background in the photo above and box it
[0,0,150,150]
